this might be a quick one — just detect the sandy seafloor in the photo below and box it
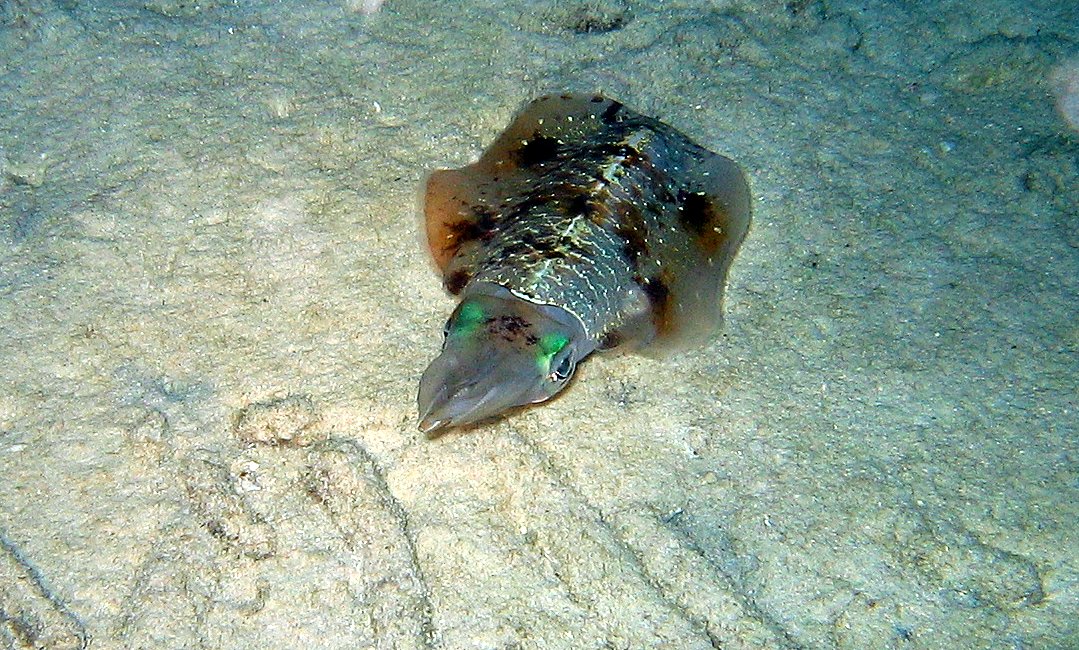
[1,0,1077,648]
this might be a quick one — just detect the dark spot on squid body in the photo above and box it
[445,269,472,294]
[515,135,562,167]
[678,190,726,254]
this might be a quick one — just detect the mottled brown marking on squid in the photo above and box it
[514,135,562,168]
[445,269,472,294]
[435,206,498,262]
[640,271,674,336]
[487,314,538,344]
[679,190,729,255]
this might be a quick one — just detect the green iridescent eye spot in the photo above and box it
[451,300,485,336]
[537,333,572,379]
[539,333,569,358]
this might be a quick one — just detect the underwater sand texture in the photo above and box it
[0,0,1076,648]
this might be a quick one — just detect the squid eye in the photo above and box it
[549,346,576,383]
[440,320,453,350]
